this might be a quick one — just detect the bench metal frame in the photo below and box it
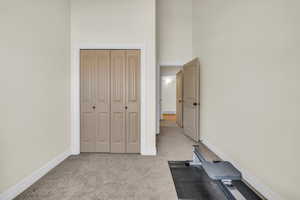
[190,145,247,200]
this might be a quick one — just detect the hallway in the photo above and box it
[158,120,196,160]
[15,122,216,200]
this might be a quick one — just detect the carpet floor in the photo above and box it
[15,121,218,200]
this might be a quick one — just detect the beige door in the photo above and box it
[110,50,127,153]
[110,50,140,153]
[126,50,140,153]
[176,70,183,128]
[80,49,140,153]
[183,58,200,141]
[80,50,110,152]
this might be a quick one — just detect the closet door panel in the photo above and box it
[126,50,140,153]
[110,50,126,153]
[95,50,110,152]
[80,50,97,152]
[80,50,110,152]
[80,113,96,152]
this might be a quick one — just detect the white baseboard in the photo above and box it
[159,62,183,67]
[0,150,70,200]
[141,148,157,156]
[202,140,283,200]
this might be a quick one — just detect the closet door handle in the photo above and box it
[92,106,96,109]
[125,106,128,110]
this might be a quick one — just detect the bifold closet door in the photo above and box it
[80,50,110,152]
[80,49,140,153]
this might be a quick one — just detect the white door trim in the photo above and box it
[70,44,148,155]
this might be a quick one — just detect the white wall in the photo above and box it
[157,0,193,65]
[71,0,156,155]
[192,0,300,199]
[161,76,176,114]
[0,0,70,195]
[160,66,182,115]
[156,0,192,133]
[160,66,182,76]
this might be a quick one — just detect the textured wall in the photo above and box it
[0,0,71,193]
[157,0,193,65]
[192,0,300,199]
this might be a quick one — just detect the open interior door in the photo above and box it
[176,70,183,128]
[183,58,200,141]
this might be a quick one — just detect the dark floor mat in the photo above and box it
[169,161,228,200]
[232,180,262,200]
[168,161,263,200]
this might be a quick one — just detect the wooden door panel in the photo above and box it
[96,52,110,109]
[183,104,196,138]
[184,66,196,102]
[110,50,126,153]
[80,50,97,152]
[176,71,183,128]
[95,50,110,152]
[80,113,96,152]
[183,58,200,141]
[127,53,138,102]
[126,50,139,110]
[80,53,95,113]
[110,112,126,153]
[96,112,110,152]
[126,112,139,152]
[80,50,110,152]
[126,50,140,153]
[111,51,125,105]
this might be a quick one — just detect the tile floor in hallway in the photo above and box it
[15,121,218,200]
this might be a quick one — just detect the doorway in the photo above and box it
[160,66,182,127]
[80,49,140,153]
[159,59,200,142]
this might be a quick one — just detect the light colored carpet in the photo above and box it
[15,122,218,200]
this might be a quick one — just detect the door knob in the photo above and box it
[92,106,96,109]
[125,106,128,110]
[193,102,198,106]
[179,100,182,103]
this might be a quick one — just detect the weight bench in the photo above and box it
[183,145,260,200]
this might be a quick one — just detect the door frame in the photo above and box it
[158,64,184,128]
[71,44,147,155]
